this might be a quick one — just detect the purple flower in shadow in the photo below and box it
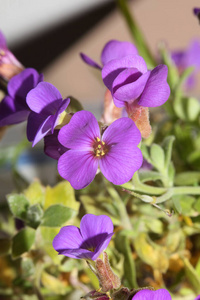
[80,40,138,70]
[171,40,200,89]
[0,30,23,80]
[102,54,170,109]
[132,289,172,300]
[26,82,70,146]
[58,110,142,190]
[0,68,43,126]
[53,214,114,260]
[44,129,68,160]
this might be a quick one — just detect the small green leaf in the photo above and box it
[141,144,151,163]
[183,257,200,294]
[194,197,200,213]
[150,144,165,172]
[162,136,175,169]
[26,204,43,229]
[175,172,200,186]
[172,195,182,214]
[42,204,76,227]
[187,97,200,121]
[12,227,36,259]
[115,234,138,288]
[139,171,163,183]
[7,194,29,220]
[24,180,45,205]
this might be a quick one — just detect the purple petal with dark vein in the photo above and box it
[44,130,68,160]
[80,214,113,249]
[80,53,102,70]
[53,225,83,251]
[58,150,98,190]
[102,55,147,91]
[91,232,114,260]
[58,110,100,150]
[132,289,172,300]
[56,248,95,260]
[138,65,170,107]
[100,118,142,185]
[8,68,42,101]
[0,95,30,126]
[113,69,150,103]
[26,82,62,114]
[32,115,54,146]
[101,40,138,65]
[51,97,70,133]
[0,31,7,48]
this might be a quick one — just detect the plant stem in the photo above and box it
[117,0,156,67]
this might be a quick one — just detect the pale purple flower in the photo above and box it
[194,296,200,300]
[44,130,68,160]
[0,30,23,80]
[53,214,114,260]
[171,40,200,89]
[132,289,172,300]
[58,110,142,190]
[80,40,138,70]
[0,68,43,126]
[26,82,70,146]
[102,55,170,109]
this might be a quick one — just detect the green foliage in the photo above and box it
[12,227,36,259]
[42,204,76,227]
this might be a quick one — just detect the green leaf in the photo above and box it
[40,226,61,263]
[173,195,196,216]
[7,194,29,220]
[139,171,163,183]
[162,136,175,169]
[141,144,151,163]
[26,204,43,229]
[183,257,200,294]
[12,227,36,259]
[175,172,200,186]
[24,180,45,205]
[150,144,165,172]
[172,195,182,214]
[187,97,200,121]
[42,204,76,227]
[44,181,79,212]
[194,197,200,213]
[115,234,138,288]
[21,258,35,278]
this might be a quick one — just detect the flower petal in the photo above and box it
[57,248,94,260]
[58,111,100,150]
[138,65,170,107]
[80,214,113,250]
[51,97,70,133]
[113,69,150,104]
[26,82,62,114]
[44,130,68,160]
[102,55,147,91]
[132,289,172,300]
[53,225,83,252]
[101,40,138,65]
[80,53,102,70]
[92,232,114,260]
[58,150,98,190]
[8,68,42,101]
[100,118,142,185]
[0,95,29,126]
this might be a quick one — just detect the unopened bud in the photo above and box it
[140,195,155,203]
[103,252,121,290]
[95,258,113,292]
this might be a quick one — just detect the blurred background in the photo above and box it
[0,0,200,195]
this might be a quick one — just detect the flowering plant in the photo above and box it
[0,1,200,300]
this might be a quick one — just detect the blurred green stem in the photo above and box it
[117,0,156,67]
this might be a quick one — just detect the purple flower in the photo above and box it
[171,40,200,89]
[53,214,114,260]
[80,40,138,70]
[26,82,70,146]
[102,55,170,109]
[0,68,43,126]
[58,110,142,190]
[194,8,200,17]
[44,130,68,160]
[132,289,172,300]
[194,296,200,300]
[0,30,23,80]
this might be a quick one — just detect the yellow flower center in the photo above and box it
[93,137,109,157]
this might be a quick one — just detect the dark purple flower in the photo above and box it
[102,55,170,109]
[80,40,138,70]
[132,289,172,300]
[0,68,43,126]
[58,110,142,190]
[44,129,68,160]
[194,8,200,17]
[171,40,200,89]
[0,30,23,80]
[26,82,70,146]
[53,214,114,260]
